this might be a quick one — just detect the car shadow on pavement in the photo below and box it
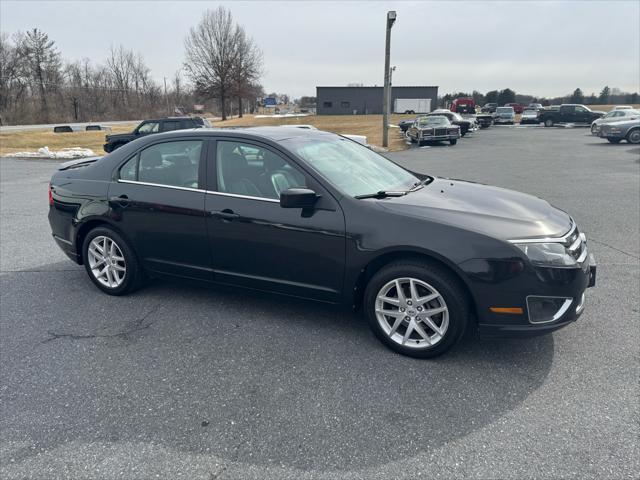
[1,264,555,472]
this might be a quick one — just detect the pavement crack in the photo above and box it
[41,301,165,344]
[589,238,640,260]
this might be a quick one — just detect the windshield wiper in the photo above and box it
[355,190,408,199]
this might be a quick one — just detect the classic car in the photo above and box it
[598,118,640,144]
[520,109,541,125]
[590,109,639,134]
[406,116,461,146]
[494,106,516,125]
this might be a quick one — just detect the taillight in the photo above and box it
[48,183,53,206]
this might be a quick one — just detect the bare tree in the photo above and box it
[184,7,250,120]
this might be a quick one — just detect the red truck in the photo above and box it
[450,97,476,115]
[505,103,524,114]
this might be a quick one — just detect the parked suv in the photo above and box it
[103,117,210,153]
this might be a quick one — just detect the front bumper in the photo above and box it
[598,129,625,139]
[494,117,515,124]
[462,229,596,338]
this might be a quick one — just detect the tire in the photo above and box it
[82,226,144,296]
[626,129,640,144]
[544,118,554,127]
[363,260,470,358]
[460,131,466,137]
[449,139,457,145]
[591,123,598,134]
[607,138,622,144]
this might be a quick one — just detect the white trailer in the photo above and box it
[394,98,431,114]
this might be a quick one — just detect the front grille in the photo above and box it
[434,128,447,136]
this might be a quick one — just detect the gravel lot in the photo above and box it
[1,126,638,479]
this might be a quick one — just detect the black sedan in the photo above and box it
[48,127,596,358]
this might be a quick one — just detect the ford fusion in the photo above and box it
[48,127,596,358]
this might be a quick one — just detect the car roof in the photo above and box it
[140,126,340,142]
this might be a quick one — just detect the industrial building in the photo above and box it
[315,86,439,115]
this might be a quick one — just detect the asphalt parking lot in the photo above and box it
[1,126,638,479]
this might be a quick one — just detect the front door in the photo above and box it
[204,138,346,302]
[108,137,211,280]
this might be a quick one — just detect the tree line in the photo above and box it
[0,7,264,125]
[441,86,638,108]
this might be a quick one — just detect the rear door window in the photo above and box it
[162,121,181,132]
[121,140,203,189]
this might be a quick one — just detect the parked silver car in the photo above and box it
[494,106,515,125]
[598,118,640,144]
[591,109,639,134]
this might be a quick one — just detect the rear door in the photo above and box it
[204,137,346,302]
[108,136,211,280]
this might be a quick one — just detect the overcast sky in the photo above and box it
[2,1,639,98]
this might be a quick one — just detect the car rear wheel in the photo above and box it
[544,118,554,127]
[364,260,469,358]
[626,129,640,144]
[82,226,143,295]
[607,138,622,144]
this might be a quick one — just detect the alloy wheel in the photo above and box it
[375,277,449,349]
[87,235,126,288]
[628,129,640,144]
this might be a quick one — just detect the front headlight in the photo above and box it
[513,242,577,267]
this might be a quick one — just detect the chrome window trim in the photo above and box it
[205,190,280,203]
[508,221,576,244]
[526,296,574,324]
[118,179,204,193]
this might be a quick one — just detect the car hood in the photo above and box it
[106,132,134,141]
[375,178,571,240]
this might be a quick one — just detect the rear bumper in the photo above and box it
[52,233,81,263]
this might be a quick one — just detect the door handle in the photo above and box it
[211,209,240,221]
[109,194,130,208]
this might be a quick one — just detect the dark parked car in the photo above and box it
[538,104,605,127]
[48,127,596,358]
[481,103,498,113]
[427,109,474,136]
[406,116,461,146]
[103,117,210,153]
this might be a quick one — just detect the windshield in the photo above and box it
[418,116,448,126]
[497,107,513,114]
[282,135,419,197]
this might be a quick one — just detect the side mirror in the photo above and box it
[280,188,319,209]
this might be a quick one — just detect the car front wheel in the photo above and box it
[82,226,143,295]
[627,129,640,144]
[449,139,458,145]
[591,124,598,134]
[364,260,469,358]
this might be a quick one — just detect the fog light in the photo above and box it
[526,296,573,324]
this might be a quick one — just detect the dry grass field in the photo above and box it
[1,104,637,157]
[211,113,417,151]
[0,124,137,156]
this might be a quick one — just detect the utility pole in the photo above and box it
[382,11,396,148]
[387,66,396,124]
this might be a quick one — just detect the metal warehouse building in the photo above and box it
[316,86,439,115]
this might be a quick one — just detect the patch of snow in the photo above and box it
[6,146,96,159]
